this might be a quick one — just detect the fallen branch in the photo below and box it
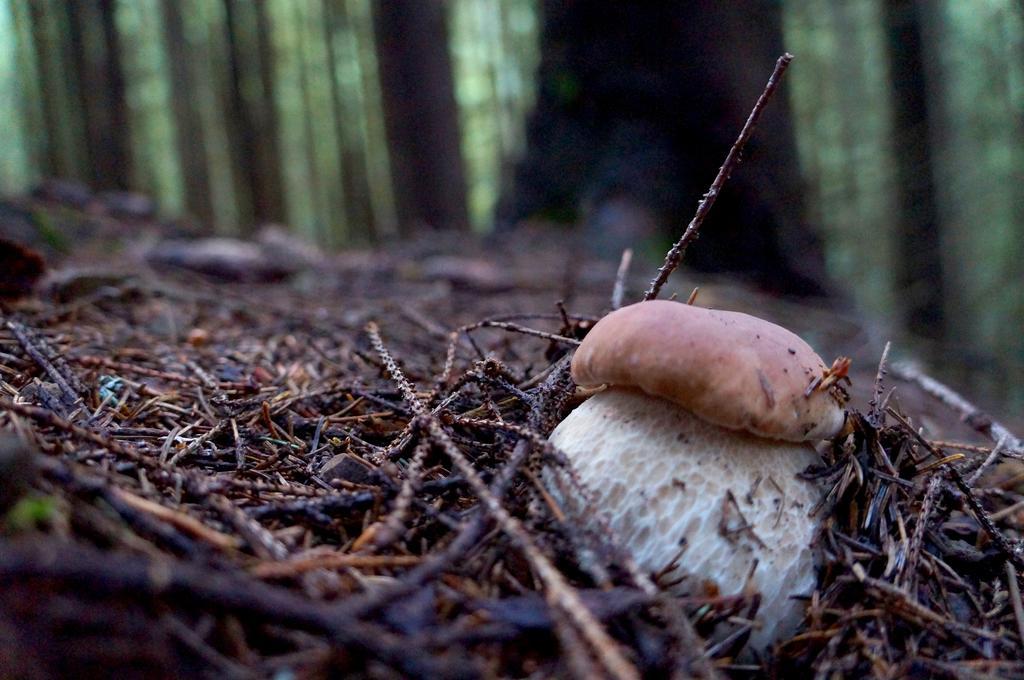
[0,539,466,678]
[890,361,1024,457]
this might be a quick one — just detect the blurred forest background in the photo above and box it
[0,0,1022,411]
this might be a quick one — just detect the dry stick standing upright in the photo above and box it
[644,53,793,301]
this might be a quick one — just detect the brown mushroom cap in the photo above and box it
[571,300,846,441]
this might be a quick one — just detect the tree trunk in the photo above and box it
[67,0,132,190]
[883,0,945,340]
[291,1,328,244]
[223,0,285,229]
[27,2,63,177]
[252,0,285,224]
[323,0,376,241]
[372,0,469,233]
[160,0,214,228]
[501,0,830,297]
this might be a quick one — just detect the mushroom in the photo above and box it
[548,300,847,647]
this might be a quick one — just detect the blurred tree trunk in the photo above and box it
[372,0,469,233]
[160,0,213,228]
[502,0,830,297]
[323,0,376,240]
[252,0,285,224]
[27,2,66,177]
[291,0,329,244]
[223,0,285,229]
[67,0,131,190]
[883,0,945,340]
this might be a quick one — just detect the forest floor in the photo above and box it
[1,197,1023,678]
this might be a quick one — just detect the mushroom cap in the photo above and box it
[571,300,845,442]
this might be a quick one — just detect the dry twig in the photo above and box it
[643,53,793,300]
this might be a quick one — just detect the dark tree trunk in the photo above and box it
[55,3,89,180]
[323,0,376,241]
[501,0,830,297]
[67,0,131,190]
[292,2,326,243]
[884,0,945,340]
[252,1,285,223]
[27,2,62,177]
[222,0,255,228]
[223,0,285,229]
[372,0,469,233]
[160,0,214,229]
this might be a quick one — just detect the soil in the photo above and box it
[1,202,1022,678]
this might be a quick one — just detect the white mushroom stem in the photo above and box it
[549,388,822,648]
